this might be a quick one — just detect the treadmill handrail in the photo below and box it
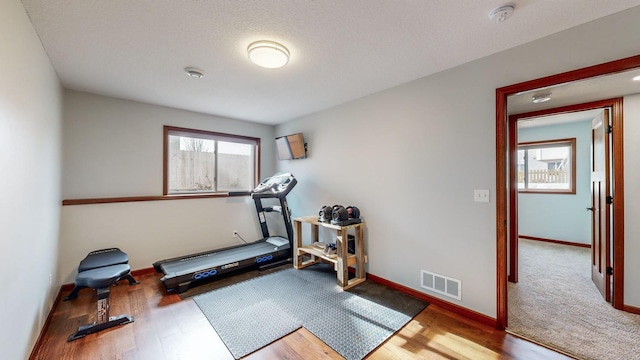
[153,172,297,293]
[251,173,297,199]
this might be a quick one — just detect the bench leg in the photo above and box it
[64,285,86,301]
[67,286,134,341]
[123,273,139,285]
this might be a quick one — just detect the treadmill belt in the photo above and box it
[159,241,281,276]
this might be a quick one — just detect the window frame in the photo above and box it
[163,125,260,196]
[517,137,576,195]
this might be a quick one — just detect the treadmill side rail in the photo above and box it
[153,173,297,293]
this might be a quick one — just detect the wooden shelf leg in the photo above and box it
[294,220,303,269]
[312,224,319,243]
[337,228,349,289]
[356,224,366,279]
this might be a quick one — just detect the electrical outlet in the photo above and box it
[474,189,490,202]
[233,230,238,238]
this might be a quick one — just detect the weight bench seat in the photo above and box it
[65,248,137,301]
[78,248,129,272]
[73,264,133,289]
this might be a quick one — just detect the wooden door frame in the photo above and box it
[508,99,622,284]
[496,55,640,329]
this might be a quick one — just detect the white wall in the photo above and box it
[59,197,286,283]
[0,0,62,358]
[63,90,277,198]
[60,91,278,283]
[58,6,640,320]
[518,120,592,244]
[624,93,640,306]
[276,7,640,315]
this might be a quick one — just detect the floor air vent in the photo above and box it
[421,270,461,300]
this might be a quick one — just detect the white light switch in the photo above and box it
[474,189,490,202]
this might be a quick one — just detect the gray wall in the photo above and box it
[63,90,276,199]
[276,7,640,315]
[59,91,278,284]
[8,2,640,357]
[518,120,592,244]
[0,0,63,358]
[624,93,640,306]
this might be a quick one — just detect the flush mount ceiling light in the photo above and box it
[489,4,515,23]
[184,67,205,78]
[247,40,290,69]
[633,75,640,81]
[532,93,552,104]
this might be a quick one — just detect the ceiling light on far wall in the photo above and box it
[184,67,205,78]
[532,93,552,104]
[489,4,515,23]
[247,40,290,69]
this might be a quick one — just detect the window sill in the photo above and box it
[62,192,249,206]
[517,190,576,195]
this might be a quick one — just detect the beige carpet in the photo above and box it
[508,239,640,360]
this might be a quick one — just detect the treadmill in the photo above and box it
[153,172,297,293]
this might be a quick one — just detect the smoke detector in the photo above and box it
[184,67,205,79]
[489,4,515,23]
[532,93,552,104]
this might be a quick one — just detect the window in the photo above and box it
[164,126,259,195]
[517,138,576,194]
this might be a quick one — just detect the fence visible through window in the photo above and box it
[517,138,576,193]
[164,126,258,195]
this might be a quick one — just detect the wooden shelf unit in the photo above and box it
[293,216,367,290]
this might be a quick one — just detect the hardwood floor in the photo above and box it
[30,271,572,360]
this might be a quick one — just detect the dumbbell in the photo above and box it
[346,206,360,219]
[318,205,332,222]
[331,205,348,222]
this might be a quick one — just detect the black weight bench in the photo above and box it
[65,248,139,341]
[65,248,137,300]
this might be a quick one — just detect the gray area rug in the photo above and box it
[508,239,640,360]
[194,264,427,359]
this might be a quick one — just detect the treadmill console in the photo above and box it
[252,172,297,198]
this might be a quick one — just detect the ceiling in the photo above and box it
[509,64,640,128]
[20,1,640,125]
[517,109,603,129]
[508,67,640,114]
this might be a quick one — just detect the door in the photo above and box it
[590,109,610,301]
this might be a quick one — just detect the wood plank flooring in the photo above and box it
[30,271,572,360]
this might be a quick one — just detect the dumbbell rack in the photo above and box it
[293,216,367,290]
